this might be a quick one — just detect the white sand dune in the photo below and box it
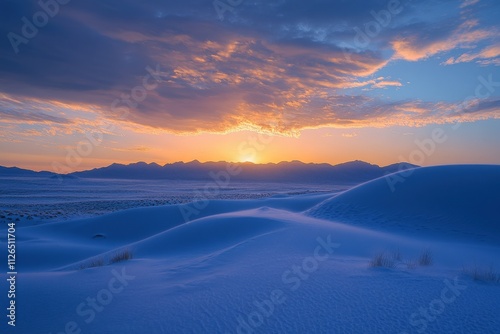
[2,165,499,333]
[308,165,500,245]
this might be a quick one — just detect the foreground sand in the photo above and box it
[2,165,499,333]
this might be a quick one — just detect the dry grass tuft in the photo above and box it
[79,258,105,270]
[369,249,433,269]
[110,249,133,264]
[79,249,133,270]
[418,249,433,266]
[463,265,500,283]
[370,252,396,268]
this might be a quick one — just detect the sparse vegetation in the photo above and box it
[369,252,396,268]
[79,258,105,270]
[369,248,433,269]
[392,248,402,261]
[78,249,133,270]
[418,249,433,266]
[110,249,133,264]
[463,265,500,283]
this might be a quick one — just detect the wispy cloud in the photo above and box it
[443,45,500,66]
[460,0,480,8]
[391,20,495,62]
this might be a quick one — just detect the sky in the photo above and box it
[0,0,499,172]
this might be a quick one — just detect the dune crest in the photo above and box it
[307,165,500,244]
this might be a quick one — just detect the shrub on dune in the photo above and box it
[78,249,133,270]
[463,265,500,283]
[110,249,134,264]
[369,249,433,269]
[79,258,105,270]
[369,252,396,268]
[417,249,433,266]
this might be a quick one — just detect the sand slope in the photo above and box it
[307,165,500,245]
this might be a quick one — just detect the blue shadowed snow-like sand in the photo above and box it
[1,165,499,333]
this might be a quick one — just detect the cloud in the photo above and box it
[460,0,480,8]
[443,44,500,66]
[371,80,403,89]
[0,96,75,125]
[111,146,151,153]
[0,0,499,137]
[391,21,495,61]
[342,132,358,138]
[0,95,119,142]
[0,109,72,125]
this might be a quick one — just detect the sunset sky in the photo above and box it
[0,0,499,172]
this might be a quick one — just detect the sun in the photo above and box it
[239,154,257,163]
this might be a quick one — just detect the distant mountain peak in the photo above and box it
[0,160,422,183]
[339,160,377,166]
[0,166,54,177]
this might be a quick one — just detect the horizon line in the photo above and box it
[1,159,420,173]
